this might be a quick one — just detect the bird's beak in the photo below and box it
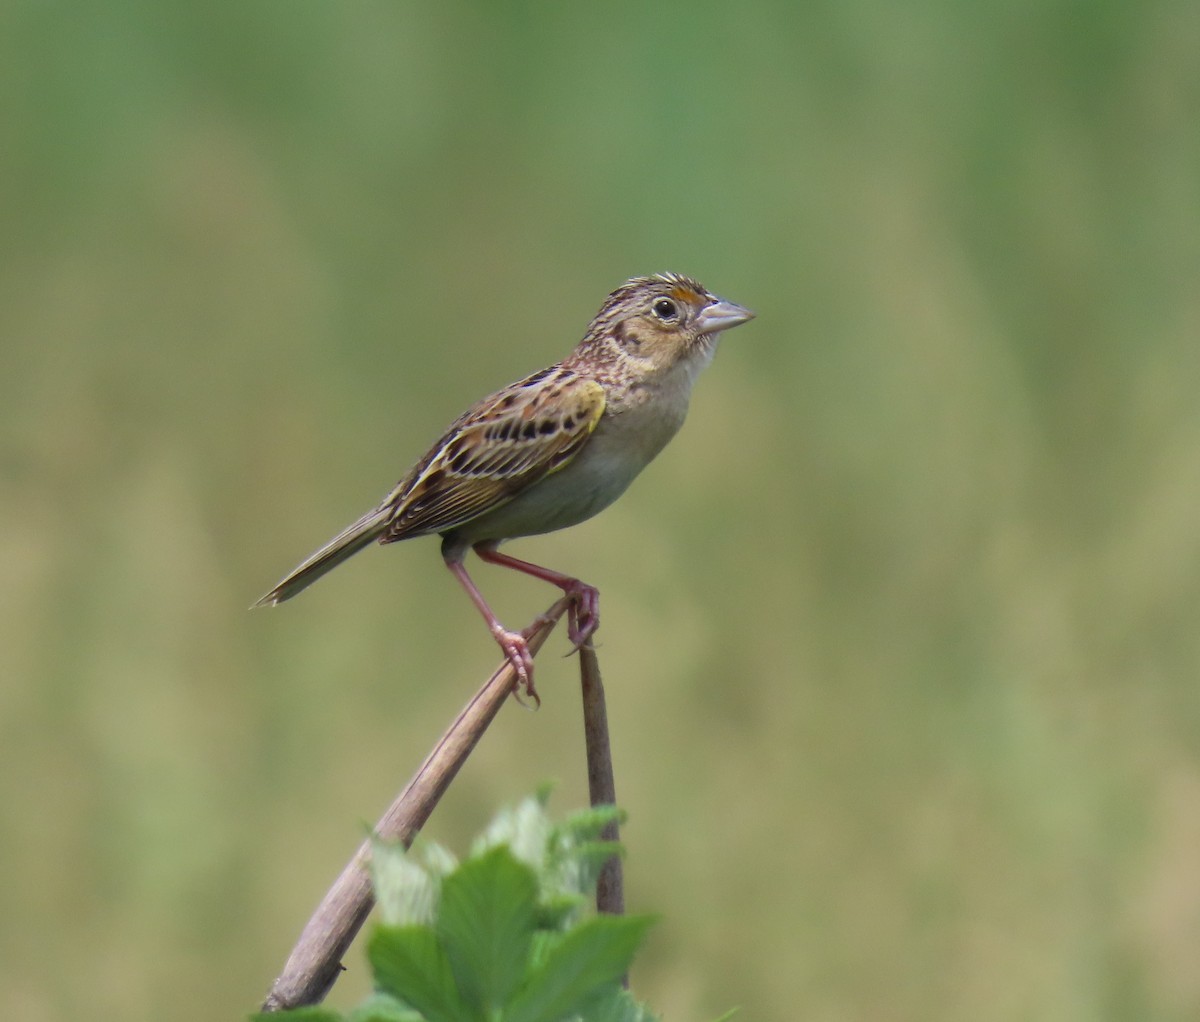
[696,298,756,335]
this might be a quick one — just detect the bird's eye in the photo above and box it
[653,297,679,321]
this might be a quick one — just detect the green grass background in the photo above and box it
[3,2,1200,1019]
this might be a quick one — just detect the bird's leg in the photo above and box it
[444,555,539,706]
[473,543,599,652]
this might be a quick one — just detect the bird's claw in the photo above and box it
[564,582,600,654]
[494,627,540,707]
[488,581,598,704]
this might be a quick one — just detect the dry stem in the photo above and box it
[578,643,624,916]
[261,596,571,1012]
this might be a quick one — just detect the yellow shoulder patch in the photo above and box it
[579,379,606,433]
[544,379,606,478]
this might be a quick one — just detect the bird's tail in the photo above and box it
[253,504,393,607]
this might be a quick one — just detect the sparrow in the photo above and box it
[256,273,755,701]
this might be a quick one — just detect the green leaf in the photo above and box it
[505,914,655,1022]
[553,805,624,844]
[473,795,552,870]
[368,925,471,1022]
[534,893,588,932]
[371,836,441,927]
[249,1008,342,1022]
[544,840,623,906]
[436,845,539,1014]
[542,807,625,906]
[418,840,459,879]
[572,985,661,1022]
[345,992,426,1022]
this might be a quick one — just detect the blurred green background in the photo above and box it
[3,2,1200,1019]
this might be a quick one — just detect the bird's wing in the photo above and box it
[381,367,606,541]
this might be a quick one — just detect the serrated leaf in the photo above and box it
[473,795,552,869]
[553,805,624,844]
[419,840,459,878]
[544,840,623,905]
[436,845,539,1014]
[505,914,655,1022]
[368,925,471,1022]
[543,807,625,906]
[371,837,440,927]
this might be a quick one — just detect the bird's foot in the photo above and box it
[493,626,540,707]
[563,581,600,653]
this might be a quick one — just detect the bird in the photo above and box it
[255,272,755,701]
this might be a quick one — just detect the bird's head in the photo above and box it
[575,272,755,375]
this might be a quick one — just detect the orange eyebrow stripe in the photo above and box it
[669,285,703,303]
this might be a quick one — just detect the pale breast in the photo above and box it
[448,363,697,544]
